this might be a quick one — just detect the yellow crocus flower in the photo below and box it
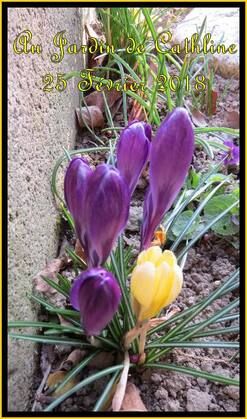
[130,246,183,322]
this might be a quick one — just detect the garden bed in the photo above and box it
[9,7,240,413]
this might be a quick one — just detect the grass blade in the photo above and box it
[44,365,124,411]
[53,350,100,395]
[170,177,230,251]
[146,362,239,386]
[41,276,70,299]
[8,321,82,334]
[93,371,119,411]
[177,200,239,261]
[146,341,239,349]
[9,333,91,347]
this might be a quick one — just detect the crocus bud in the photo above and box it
[64,157,92,249]
[141,108,194,249]
[117,120,151,195]
[70,268,121,335]
[64,160,130,267]
[84,164,130,267]
[130,246,182,321]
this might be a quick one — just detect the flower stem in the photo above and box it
[138,328,147,364]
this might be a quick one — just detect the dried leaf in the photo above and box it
[124,307,180,349]
[34,258,65,295]
[84,89,122,113]
[85,23,101,40]
[84,90,104,110]
[58,315,75,329]
[88,351,115,369]
[60,349,86,371]
[120,383,147,411]
[76,106,105,129]
[112,352,130,411]
[225,111,239,129]
[46,371,78,397]
[190,108,207,127]
[210,90,218,115]
[129,100,146,122]
[147,59,158,90]
[75,239,86,262]
[67,349,85,365]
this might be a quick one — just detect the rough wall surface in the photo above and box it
[8,7,95,411]
[173,8,239,79]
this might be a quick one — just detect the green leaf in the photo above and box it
[93,370,119,411]
[146,341,239,349]
[145,363,239,386]
[41,276,70,299]
[9,333,91,347]
[65,247,87,269]
[171,210,201,240]
[44,364,124,411]
[57,273,71,293]
[204,194,239,236]
[171,178,229,251]
[164,157,226,232]
[189,169,201,188]
[52,350,100,395]
[206,173,229,183]
[194,127,239,137]
[177,199,239,260]
[8,321,82,334]
[147,271,239,362]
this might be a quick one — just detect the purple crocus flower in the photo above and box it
[141,108,194,249]
[70,268,121,335]
[222,140,240,165]
[64,157,92,247]
[65,160,129,267]
[84,164,130,266]
[117,120,151,195]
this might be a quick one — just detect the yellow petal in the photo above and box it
[130,262,157,308]
[157,250,177,267]
[162,264,183,307]
[137,246,162,265]
[152,262,174,313]
[140,262,173,319]
[131,294,141,320]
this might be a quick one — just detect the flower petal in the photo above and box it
[137,246,162,266]
[162,264,183,307]
[117,121,151,195]
[130,261,157,308]
[157,250,176,267]
[141,108,194,249]
[64,157,92,248]
[84,164,130,267]
[70,268,121,335]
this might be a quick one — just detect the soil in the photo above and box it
[34,235,239,413]
[32,14,240,413]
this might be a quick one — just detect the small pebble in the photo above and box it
[154,388,168,399]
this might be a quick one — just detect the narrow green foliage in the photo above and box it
[146,363,239,386]
[44,365,125,411]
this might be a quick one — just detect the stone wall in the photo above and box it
[8,7,95,411]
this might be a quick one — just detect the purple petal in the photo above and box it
[223,140,234,148]
[232,146,240,164]
[84,164,130,267]
[64,157,92,248]
[141,108,194,249]
[223,140,240,165]
[117,121,151,195]
[70,268,121,335]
